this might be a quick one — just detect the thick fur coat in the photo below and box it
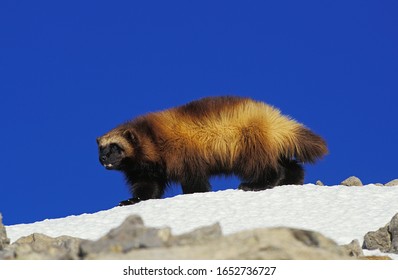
[97,96,327,205]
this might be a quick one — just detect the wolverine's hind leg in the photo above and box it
[237,159,304,191]
[278,159,304,185]
[237,167,281,191]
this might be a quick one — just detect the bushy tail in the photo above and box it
[293,126,328,163]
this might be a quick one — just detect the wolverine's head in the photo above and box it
[96,129,136,170]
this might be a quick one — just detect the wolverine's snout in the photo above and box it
[98,143,125,170]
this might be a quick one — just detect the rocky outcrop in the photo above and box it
[79,215,172,257]
[2,233,83,260]
[79,215,223,259]
[1,214,363,260]
[85,225,358,260]
[363,213,398,253]
[3,210,398,260]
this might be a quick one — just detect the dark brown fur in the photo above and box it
[97,96,328,205]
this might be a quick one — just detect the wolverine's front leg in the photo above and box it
[119,180,166,206]
[238,167,281,191]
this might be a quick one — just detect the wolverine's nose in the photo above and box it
[98,146,108,164]
[99,147,108,163]
[99,154,107,163]
[99,149,114,169]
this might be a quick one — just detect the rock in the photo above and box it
[0,213,10,250]
[341,176,363,186]
[363,225,391,252]
[374,183,384,186]
[171,223,222,246]
[362,213,398,253]
[79,215,172,258]
[388,213,398,253]
[315,180,324,186]
[87,227,356,260]
[0,248,14,260]
[340,239,363,257]
[385,179,398,186]
[4,233,83,260]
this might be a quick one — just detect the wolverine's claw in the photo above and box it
[118,197,141,206]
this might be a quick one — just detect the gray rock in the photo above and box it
[341,176,363,186]
[363,225,391,252]
[4,233,83,260]
[374,183,384,186]
[0,213,10,250]
[362,213,398,253]
[385,179,398,187]
[79,215,172,257]
[87,227,356,260]
[388,213,398,253]
[315,180,324,186]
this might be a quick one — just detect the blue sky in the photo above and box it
[1,0,397,225]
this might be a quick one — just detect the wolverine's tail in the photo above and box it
[257,103,328,166]
[292,126,328,163]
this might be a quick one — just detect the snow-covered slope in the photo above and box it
[6,184,398,253]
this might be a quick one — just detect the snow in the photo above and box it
[5,184,398,259]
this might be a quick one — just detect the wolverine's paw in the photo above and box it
[118,197,141,206]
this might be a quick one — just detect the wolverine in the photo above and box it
[97,96,327,206]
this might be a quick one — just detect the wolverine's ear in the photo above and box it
[123,130,138,145]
